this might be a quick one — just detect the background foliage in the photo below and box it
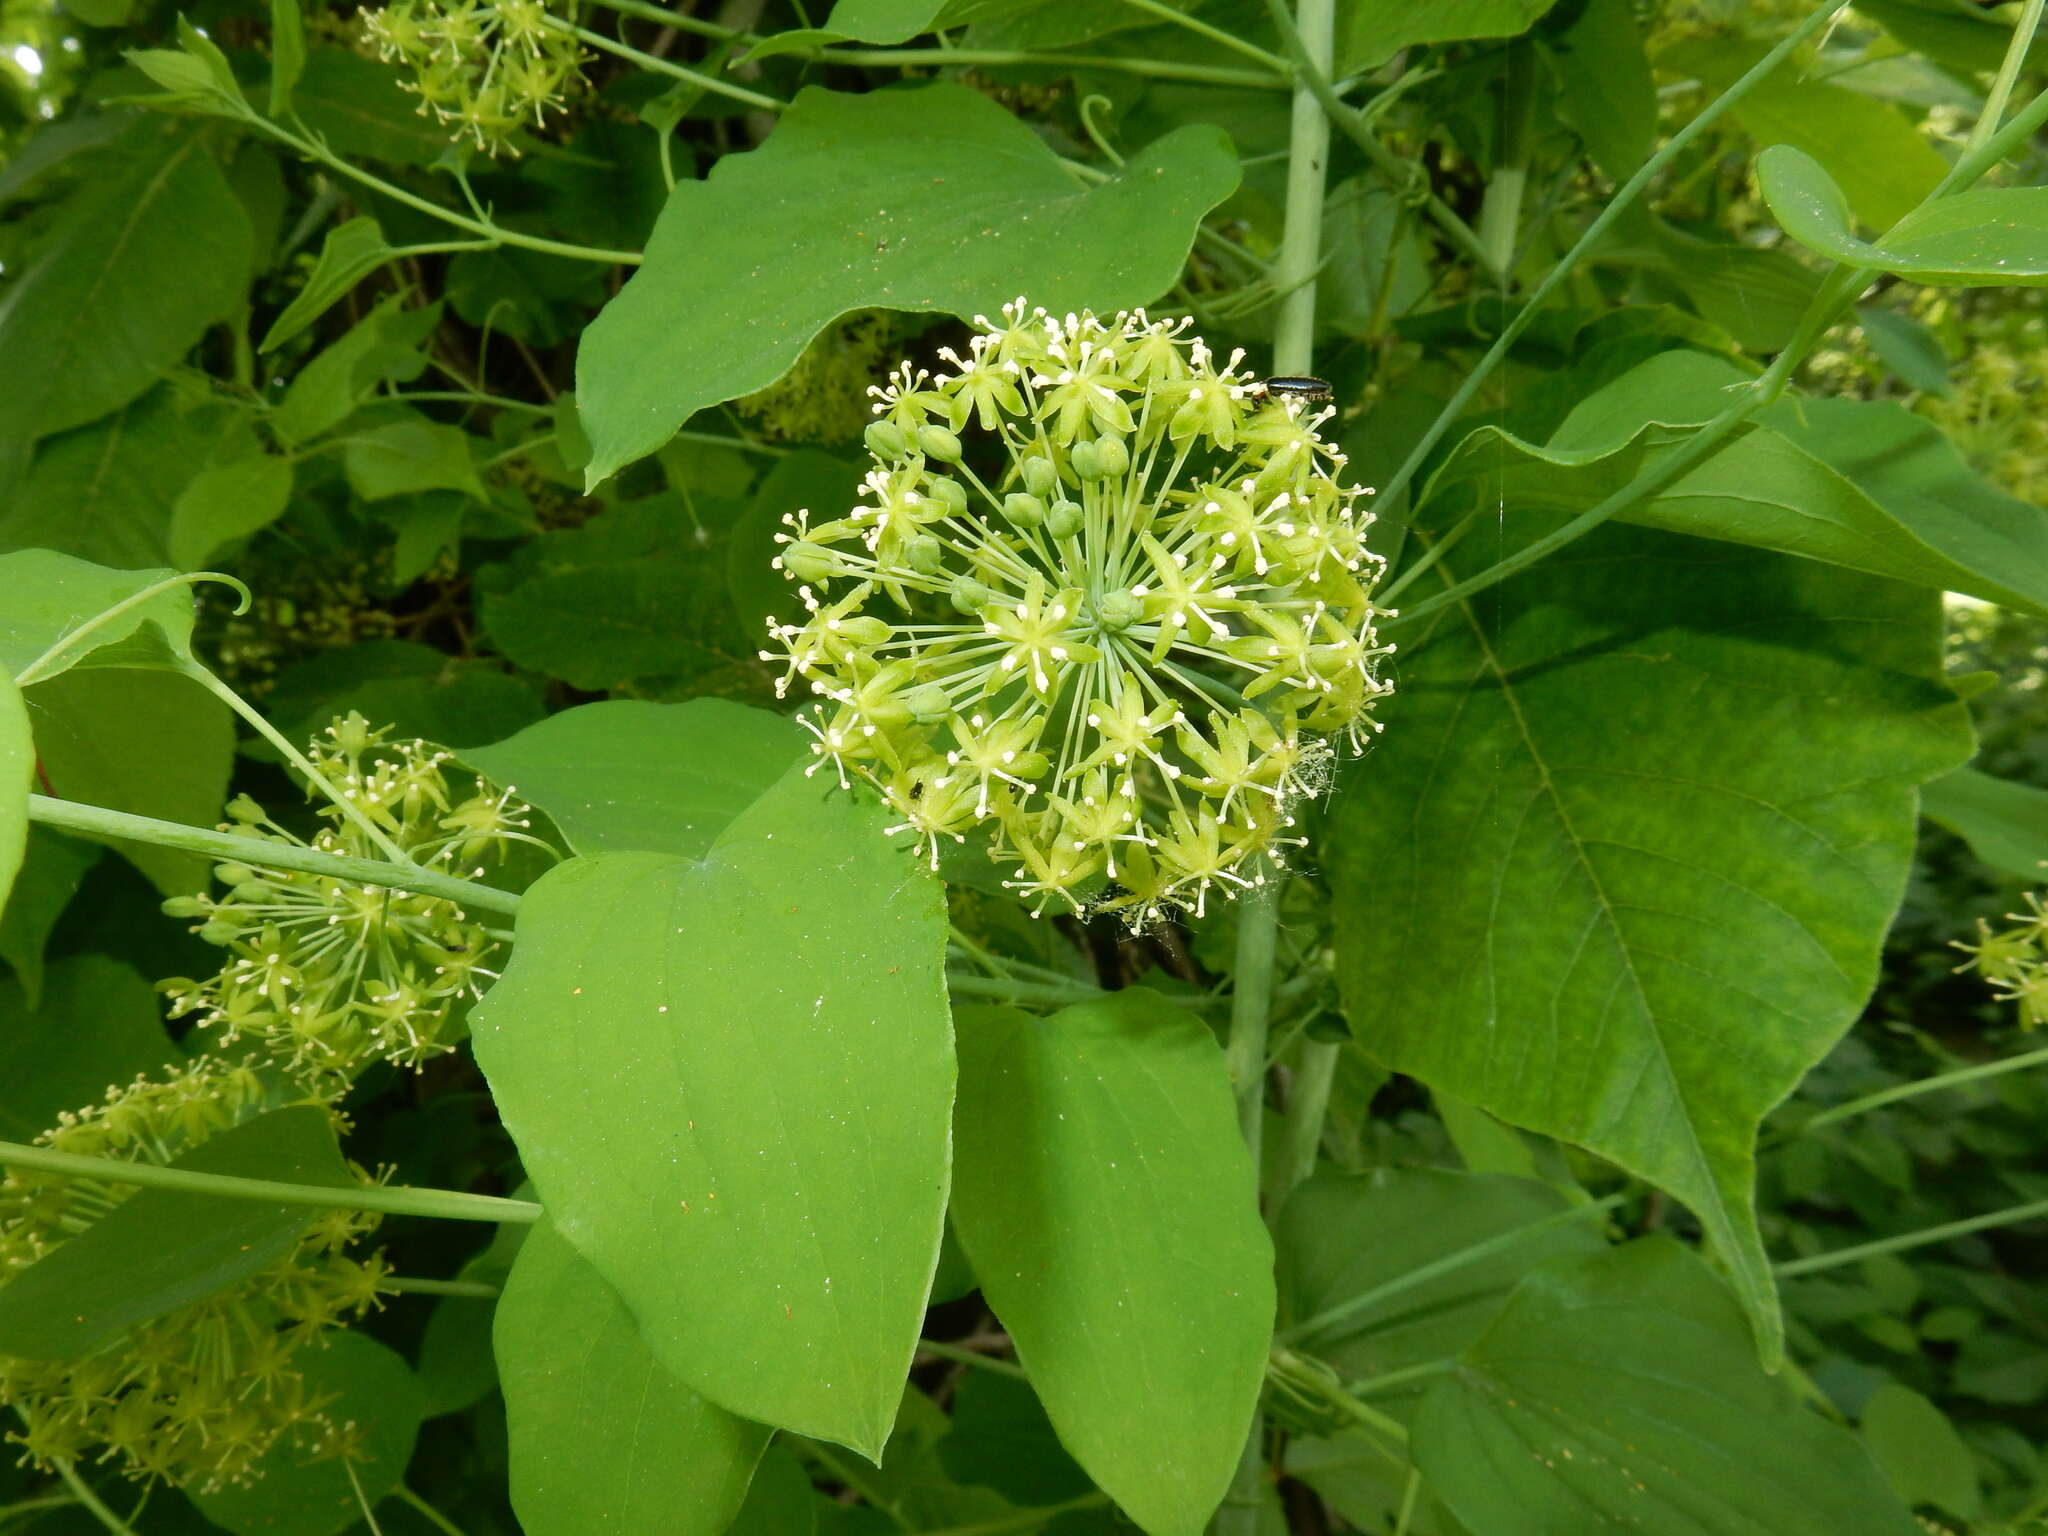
[2,0,2048,1533]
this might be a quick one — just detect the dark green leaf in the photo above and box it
[1338,0,1557,75]
[0,955,183,1142]
[0,1106,353,1359]
[293,48,456,167]
[950,991,1272,1536]
[1,387,246,571]
[729,1446,822,1536]
[1857,0,2044,75]
[0,829,101,1006]
[342,415,485,501]
[1921,767,2048,882]
[1277,1169,1607,1402]
[471,765,952,1456]
[168,453,294,570]
[189,1332,424,1536]
[464,699,804,859]
[1859,305,1950,395]
[270,0,306,116]
[1672,40,1945,229]
[1424,350,2048,617]
[25,667,234,896]
[0,550,206,681]
[445,246,606,347]
[938,1372,1094,1507]
[0,119,251,446]
[268,293,439,448]
[576,83,1239,485]
[1411,1240,1922,1536]
[1325,523,1972,1364]
[1861,1382,1982,1520]
[260,639,543,754]
[1539,0,1653,179]
[0,671,24,920]
[259,217,395,352]
[497,1217,772,1535]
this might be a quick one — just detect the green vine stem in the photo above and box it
[552,20,786,111]
[392,1485,472,1536]
[25,795,523,919]
[246,116,644,267]
[1773,1196,2048,1279]
[50,1459,136,1536]
[1775,1042,2048,1142]
[0,1139,541,1225]
[912,1339,1029,1379]
[1966,0,2046,154]
[806,45,1284,90]
[383,1276,503,1299]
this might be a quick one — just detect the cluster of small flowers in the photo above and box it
[160,713,540,1079]
[360,0,586,154]
[760,300,1393,925]
[0,1065,388,1490]
[1953,890,2048,1029]
[738,311,901,445]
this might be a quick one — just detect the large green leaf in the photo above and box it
[1422,350,2048,618]
[0,1105,353,1359]
[1276,1169,1607,1406]
[0,829,101,1006]
[0,551,207,683]
[189,1331,424,1536]
[1410,1240,1921,1536]
[575,82,1238,486]
[0,119,251,447]
[1666,39,1945,229]
[167,452,294,571]
[0,955,183,1141]
[1324,523,1972,1364]
[1338,0,1558,74]
[1760,145,2048,286]
[1921,766,2048,882]
[497,1217,772,1535]
[259,217,394,351]
[949,991,1272,1536]
[0,387,245,570]
[26,668,234,896]
[0,670,25,918]
[464,699,805,859]
[470,764,952,1456]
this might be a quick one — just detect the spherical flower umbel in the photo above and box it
[761,300,1395,924]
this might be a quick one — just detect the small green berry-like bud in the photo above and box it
[1095,589,1143,632]
[162,895,209,919]
[927,476,969,513]
[1046,500,1084,538]
[1021,456,1057,497]
[1093,435,1130,476]
[1070,440,1105,481]
[918,425,963,461]
[781,542,839,582]
[906,534,945,575]
[951,575,993,614]
[1003,493,1047,529]
[839,616,893,646]
[866,420,910,459]
[225,795,266,824]
[905,682,953,722]
[214,863,257,886]
[198,920,241,946]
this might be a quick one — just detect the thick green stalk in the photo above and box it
[1774,1196,2048,1279]
[0,1139,541,1224]
[1965,0,2045,155]
[27,795,523,919]
[557,21,786,110]
[808,45,1285,89]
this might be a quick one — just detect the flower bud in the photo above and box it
[1003,493,1046,529]
[1046,500,1084,538]
[905,682,953,722]
[865,420,910,460]
[781,542,839,582]
[1021,455,1057,497]
[905,534,945,575]
[198,920,242,946]
[214,863,257,886]
[1094,589,1143,632]
[1092,434,1130,476]
[1070,440,1104,481]
[926,476,968,513]
[918,425,963,462]
[162,895,209,919]
[838,616,892,647]
[951,575,993,614]
[225,795,266,824]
